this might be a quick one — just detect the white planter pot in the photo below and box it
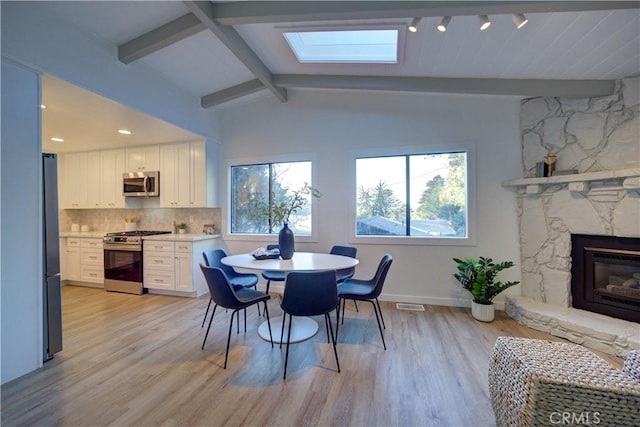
[471,301,495,322]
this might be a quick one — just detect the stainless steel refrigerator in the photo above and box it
[43,153,63,361]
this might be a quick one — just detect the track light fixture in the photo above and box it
[478,15,491,30]
[512,13,528,29]
[408,17,422,33]
[437,16,451,32]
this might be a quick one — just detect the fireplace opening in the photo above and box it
[571,234,640,323]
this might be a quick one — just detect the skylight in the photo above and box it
[283,29,398,63]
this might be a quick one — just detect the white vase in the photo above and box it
[471,301,495,322]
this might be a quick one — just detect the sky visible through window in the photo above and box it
[283,29,398,63]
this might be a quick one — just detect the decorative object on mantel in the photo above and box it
[543,154,557,177]
[453,257,520,322]
[202,224,216,235]
[553,169,578,176]
[269,183,322,260]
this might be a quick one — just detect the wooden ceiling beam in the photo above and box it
[210,1,640,25]
[118,13,205,64]
[201,79,265,108]
[273,74,616,98]
[184,1,287,103]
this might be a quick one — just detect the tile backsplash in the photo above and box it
[60,208,221,234]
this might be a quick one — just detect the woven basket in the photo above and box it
[488,337,640,427]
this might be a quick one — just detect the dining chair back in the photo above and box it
[201,249,260,326]
[330,245,357,283]
[337,254,393,350]
[199,264,272,369]
[280,270,340,379]
[261,244,284,294]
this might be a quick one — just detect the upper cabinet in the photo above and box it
[59,149,125,209]
[58,141,218,210]
[160,141,218,208]
[125,146,159,172]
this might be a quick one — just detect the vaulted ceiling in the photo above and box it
[51,1,640,107]
[38,1,640,152]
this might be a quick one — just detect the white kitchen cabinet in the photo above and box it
[80,238,104,284]
[143,238,216,297]
[61,238,81,281]
[86,152,102,208]
[159,141,218,208]
[159,143,191,208]
[125,146,159,172]
[101,149,125,208]
[59,152,88,209]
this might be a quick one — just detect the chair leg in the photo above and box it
[375,297,385,329]
[335,302,340,342]
[263,301,273,347]
[283,314,293,380]
[341,297,346,324]
[326,312,340,373]
[353,300,359,312]
[367,300,386,350]
[244,308,247,333]
[224,309,237,369]
[202,297,212,328]
[201,304,218,349]
[324,314,330,343]
[279,313,286,349]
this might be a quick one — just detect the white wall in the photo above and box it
[0,1,221,142]
[219,89,523,306]
[1,60,43,383]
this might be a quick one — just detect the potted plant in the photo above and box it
[268,183,321,260]
[175,222,188,234]
[452,257,520,322]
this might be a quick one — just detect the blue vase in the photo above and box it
[278,223,295,260]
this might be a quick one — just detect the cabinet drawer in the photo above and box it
[81,265,104,283]
[67,238,81,248]
[144,253,174,271]
[175,242,192,253]
[81,249,103,266]
[81,238,103,249]
[144,271,174,290]
[144,241,174,252]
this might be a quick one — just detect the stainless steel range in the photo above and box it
[103,230,171,295]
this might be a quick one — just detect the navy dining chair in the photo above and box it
[202,249,260,327]
[280,270,340,380]
[337,254,393,350]
[199,264,272,369]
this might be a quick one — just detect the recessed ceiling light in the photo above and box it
[50,137,64,142]
[41,104,46,109]
[118,129,132,135]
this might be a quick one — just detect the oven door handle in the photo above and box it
[104,244,142,252]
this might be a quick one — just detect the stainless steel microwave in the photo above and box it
[122,171,159,197]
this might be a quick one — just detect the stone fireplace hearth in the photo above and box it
[503,77,640,357]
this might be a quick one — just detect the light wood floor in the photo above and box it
[1,285,623,427]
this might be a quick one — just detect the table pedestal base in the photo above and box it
[258,315,318,344]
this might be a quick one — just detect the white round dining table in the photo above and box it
[221,252,359,343]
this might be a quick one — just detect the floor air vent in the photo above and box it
[396,303,425,311]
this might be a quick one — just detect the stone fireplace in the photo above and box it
[503,77,640,356]
[570,234,640,323]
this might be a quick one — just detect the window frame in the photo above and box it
[223,152,319,243]
[348,141,477,246]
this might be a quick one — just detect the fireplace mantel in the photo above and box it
[502,168,640,195]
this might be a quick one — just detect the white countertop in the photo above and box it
[59,232,220,242]
[59,231,105,238]
[142,233,221,242]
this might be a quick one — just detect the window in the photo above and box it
[355,151,468,239]
[231,161,314,235]
[282,27,402,63]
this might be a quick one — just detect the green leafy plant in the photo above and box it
[453,257,520,305]
[270,183,322,229]
[175,222,188,230]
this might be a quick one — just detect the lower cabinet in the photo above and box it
[60,237,103,285]
[143,238,217,297]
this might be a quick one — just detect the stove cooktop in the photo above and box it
[105,231,172,237]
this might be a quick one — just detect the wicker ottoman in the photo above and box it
[489,337,640,427]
